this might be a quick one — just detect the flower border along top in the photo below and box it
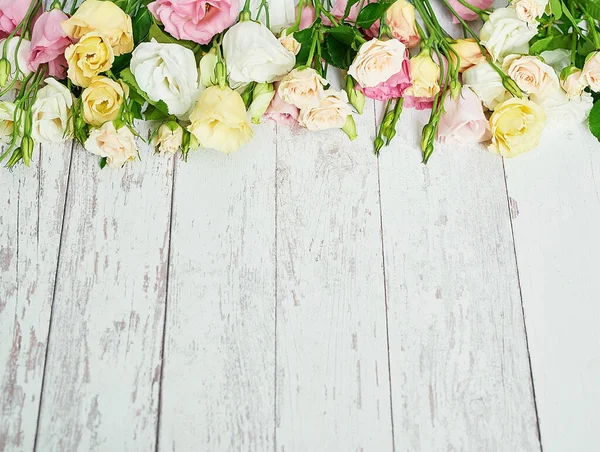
[0,0,599,170]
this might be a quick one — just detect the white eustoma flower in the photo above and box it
[31,78,73,143]
[223,20,296,85]
[243,0,295,32]
[0,37,32,81]
[532,89,594,126]
[462,61,511,110]
[130,39,200,118]
[480,7,538,61]
[540,49,571,74]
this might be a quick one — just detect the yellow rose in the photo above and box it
[61,0,133,55]
[187,86,253,154]
[81,76,126,126]
[404,51,440,99]
[488,98,546,158]
[65,32,114,87]
[450,39,485,73]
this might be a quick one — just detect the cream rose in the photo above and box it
[581,51,600,92]
[152,122,183,154]
[0,37,31,81]
[31,78,73,144]
[81,76,126,126]
[404,51,440,99]
[503,54,559,96]
[223,20,295,84]
[450,38,485,73]
[187,86,253,154]
[131,40,200,118]
[61,0,133,55]
[386,0,420,49]
[298,91,353,131]
[65,32,114,87]
[488,98,546,158]
[84,122,137,168]
[278,30,301,55]
[480,7,538,61]
[0,101,16,143]
[513,0,548,24]
[561,68,587,98]
[463,61,511,110]
[348,38,408,88]
[278,67,328,109]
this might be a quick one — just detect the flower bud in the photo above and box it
[21,135,34,167]
[249,83,275,124]
[0,58,11,88]
[153,122,183,154]
[215,61,227,89]
[502,76,522,98]
[345,76,365,114]
[560,66,586,98]
[199,49,218,88]
[374,136,384,154]
[421,124,433,151]
[422,143,434,164]
[450,78,461,99]
[342,115,357,141]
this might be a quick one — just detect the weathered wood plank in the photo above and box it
[274,101,394,451]
[34,131,173,451]
[0,143,72,452]
[504,125,600,452]
[158,123,277,452]
[378,107,541,451]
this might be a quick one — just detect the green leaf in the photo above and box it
[119,67,170,115]
[529,34,572,54]
[324,34,356,70]
[133,6,152,44]
[143,104,169,121]
[99,157,107,169]
[586,0,600,20]
[343,0,359,19]
[355,3,393,29]
[589,101,600,141]
[550,0,562,20]
[148,22,199,52]
[112,54,132,74]
[328,25,358,45]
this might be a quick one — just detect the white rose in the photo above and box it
[0,37,32,81]
[279,30,301,55]
[199,50,218,88]
[152,122,183,155]
[540,49,571,74]
[131,39,200,118]
[581,51,600,92]
[348,38,407,88]
[462,61,511,110]
[298,90,353,131]
[0,101,16,143]
[480,8,538,62]
[31,78,73,144]
[503,54,559,96]
[513,0,548,24]
[532,88,594,126]
[278,67,328,109]
[84,122,137,168]
[223,20,295,85]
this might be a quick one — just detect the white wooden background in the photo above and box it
[1,2,600,451]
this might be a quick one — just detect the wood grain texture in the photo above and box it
[504,124,600,452]
[158,123,277,452]
[34,130,173,452]
[275,101,394,452]
[0,143,72,452]
[378,107,541,452]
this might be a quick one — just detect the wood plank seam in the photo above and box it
[31,140,75,452]
[501,158,543,452]
[154,156,178,452]
[273,122,279,452]
[374,105,397,452]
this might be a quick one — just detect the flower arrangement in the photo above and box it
[0,0,599,169]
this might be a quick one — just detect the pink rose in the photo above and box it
[148,0,239,45]
[299,5,315,30]
[403,96,434,110]
[0,0,32,37]
[357,65,412,101]
[28,10,72,79]
[265,82,299,126]
[446,0,493,23]
[437,87,491,144]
